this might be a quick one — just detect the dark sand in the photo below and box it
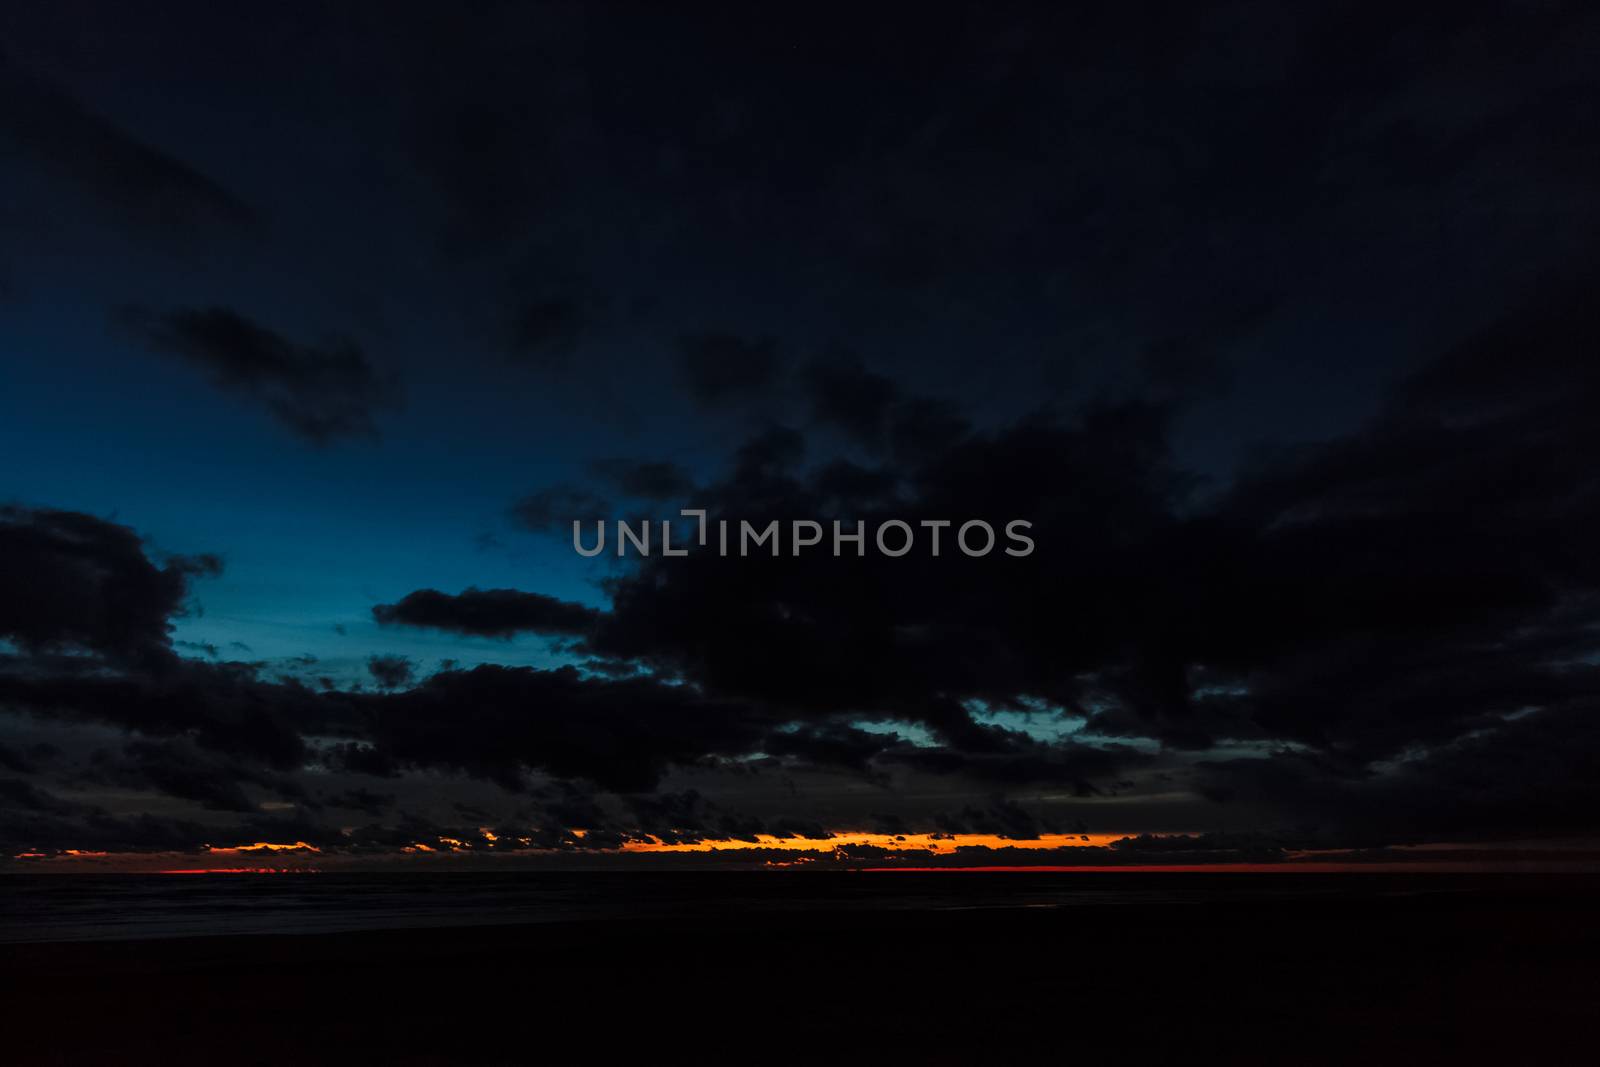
[4,875,1597,1065]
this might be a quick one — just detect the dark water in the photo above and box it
[0,871,1563,944]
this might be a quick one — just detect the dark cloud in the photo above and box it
[508,485,612,535]
[811,460,901,510]
[509,297,585,362]
[584,403,1184,741]
[622,790,716,844]
[0,742,46,774]
[569,274,1600,838]
[0,662,330,772]
[0,802,343,857]
[886,741,1142,798]
[373,588,600,639]
[0,50,256,237]
[341,665,771,793]
[323,787,395,815]
[83,736,308,813]
[117,306,402,444]
[0,777,82,815]
[366,655,415,690]
[6,3,1600,862]
[802,353,897,447]
[13,267,1600,857]
[587,459,695,501]
[406,22,584,262]
[762,724,896,776]
[675,333,783,406]
[0,505,219,668]
[1138,297,1277,398]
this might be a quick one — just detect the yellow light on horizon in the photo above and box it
[206,841,322,854]
[621,832,1129,854]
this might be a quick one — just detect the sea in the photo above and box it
[0,870,1559,944]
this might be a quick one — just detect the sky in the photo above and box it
[3,1,1600,871]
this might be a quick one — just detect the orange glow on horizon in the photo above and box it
[205,841,322,855]
[17,832,1596,873]
[622,832,1130,854]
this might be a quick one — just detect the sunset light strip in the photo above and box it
[621,832,1131,853]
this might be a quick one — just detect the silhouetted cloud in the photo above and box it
[6,3,1600,865]
[366,655,415,689]
[83,736,309,813]
[0,505,219,668]
[1138,297,1277,397]
[341,665,769,793]
[675,333,782,406]
[373,588,600,639]
[0,51,256,237]
[587,459,695,501]
[117,306,401,444]
[13,269,1600,857]
[508,486,612,534]
[802,352,897,447]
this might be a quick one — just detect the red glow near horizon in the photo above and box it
[158,867,317,875]
[863,861,1599,873]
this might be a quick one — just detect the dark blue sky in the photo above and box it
[4,2,1599,866]
[7,3,1583,675]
